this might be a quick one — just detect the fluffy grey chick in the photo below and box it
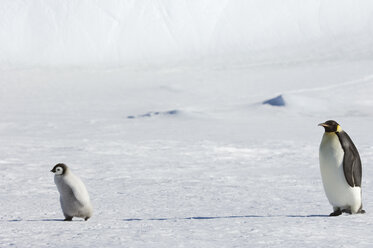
[51,163,93,221]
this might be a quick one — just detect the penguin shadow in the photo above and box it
[32,219,65,222]
[286,214,329,218]
[3,214,329,223]
[4,218,85,222]
[123,214,329,222]
[36,218,87,222]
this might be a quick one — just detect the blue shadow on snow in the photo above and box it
[123,214,329,222]
[262,95,286,107]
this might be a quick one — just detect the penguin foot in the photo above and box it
[84,217,90,221]
[329,209,342,216]
[358,209,366,214]
[341,209,352,214]
[64,216,73,221]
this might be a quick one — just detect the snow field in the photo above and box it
[2,60,373,246]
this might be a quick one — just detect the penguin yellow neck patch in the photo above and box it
[336,125,342,132]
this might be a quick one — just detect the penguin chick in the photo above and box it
[318,120,365,216]
[51,163,93,221]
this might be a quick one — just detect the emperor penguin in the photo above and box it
[51,163,93,221]
[318,120,365,216]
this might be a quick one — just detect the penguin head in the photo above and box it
[318,120,342,133]
[50,163,68,176]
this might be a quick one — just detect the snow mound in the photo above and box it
[261,93,336,114]
[260,78,373,117]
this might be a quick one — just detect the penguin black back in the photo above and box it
[336,131,362,187]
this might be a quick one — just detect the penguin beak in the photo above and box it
[318,123,328,127]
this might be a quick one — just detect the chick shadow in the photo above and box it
[5,218,85,222]
[25,219,65,222]
[38,219,67,222]
[36,218,86,222]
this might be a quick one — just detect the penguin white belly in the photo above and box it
[55,174,93,218]
[319,133,361,212]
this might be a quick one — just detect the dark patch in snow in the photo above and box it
[123,218,142,221]
[167,110,179,115]
[149,218,169,221]
[263,95,285,106]
[127,109,180,119]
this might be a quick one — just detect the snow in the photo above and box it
[2,1,373,247]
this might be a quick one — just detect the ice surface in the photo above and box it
[2,1,373,248]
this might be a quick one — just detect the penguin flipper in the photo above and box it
[337,131,362,187]
[66,186,85,207]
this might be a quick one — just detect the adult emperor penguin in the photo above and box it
[318,120,365,216]
[51,163,93,221]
